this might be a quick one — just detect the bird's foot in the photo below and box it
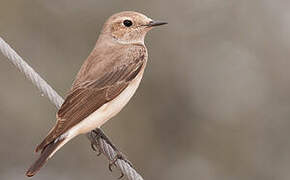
[109,151,133,171]
[91,128,134,178]
[92,128,119,151]
[109,152,133,179]
[89,130,102,156]
[90,141,102,156]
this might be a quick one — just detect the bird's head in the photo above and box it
[100,11,167,44]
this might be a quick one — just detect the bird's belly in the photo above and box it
[68,71,143,135]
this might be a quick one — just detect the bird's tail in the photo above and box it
[26,138,65,177]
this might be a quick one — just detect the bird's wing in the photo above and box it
[35,57,145,152]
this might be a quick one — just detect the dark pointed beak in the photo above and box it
[146,20,168,27]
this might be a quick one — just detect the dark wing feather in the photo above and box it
[35,60,144,152]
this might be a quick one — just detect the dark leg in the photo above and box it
[90,128,133,176]
[89,131,102,156]
[92,128,119,151]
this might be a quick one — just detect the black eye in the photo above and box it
[123,20,133,27]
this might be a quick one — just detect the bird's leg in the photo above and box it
[89,130,102,156]
[92,128,119,151]
[91,128,134,172]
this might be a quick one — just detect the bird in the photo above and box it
[26,11,167,177]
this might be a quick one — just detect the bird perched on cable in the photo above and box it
[26,11,167,177]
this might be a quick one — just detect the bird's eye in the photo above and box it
[123,20,133,27]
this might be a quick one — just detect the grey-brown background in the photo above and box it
[1,1,290,179]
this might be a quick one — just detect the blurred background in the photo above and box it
[1,0,290,179]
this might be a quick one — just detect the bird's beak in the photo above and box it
[145,20,168,27]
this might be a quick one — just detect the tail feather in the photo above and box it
[35,139,49,153]
[26,138,64,177]
[35,128,57,153]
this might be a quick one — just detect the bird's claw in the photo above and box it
[90,128,134,178]
[108,153,132,179]
[89,130,102,156]
[108,152,133,170]
[90,142,102,156]
[90,142,97,151]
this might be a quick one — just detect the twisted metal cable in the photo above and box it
[0,37,143,180]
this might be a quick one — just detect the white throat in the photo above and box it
[113,36,145,45]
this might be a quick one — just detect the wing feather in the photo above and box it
[35,57,145,152]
